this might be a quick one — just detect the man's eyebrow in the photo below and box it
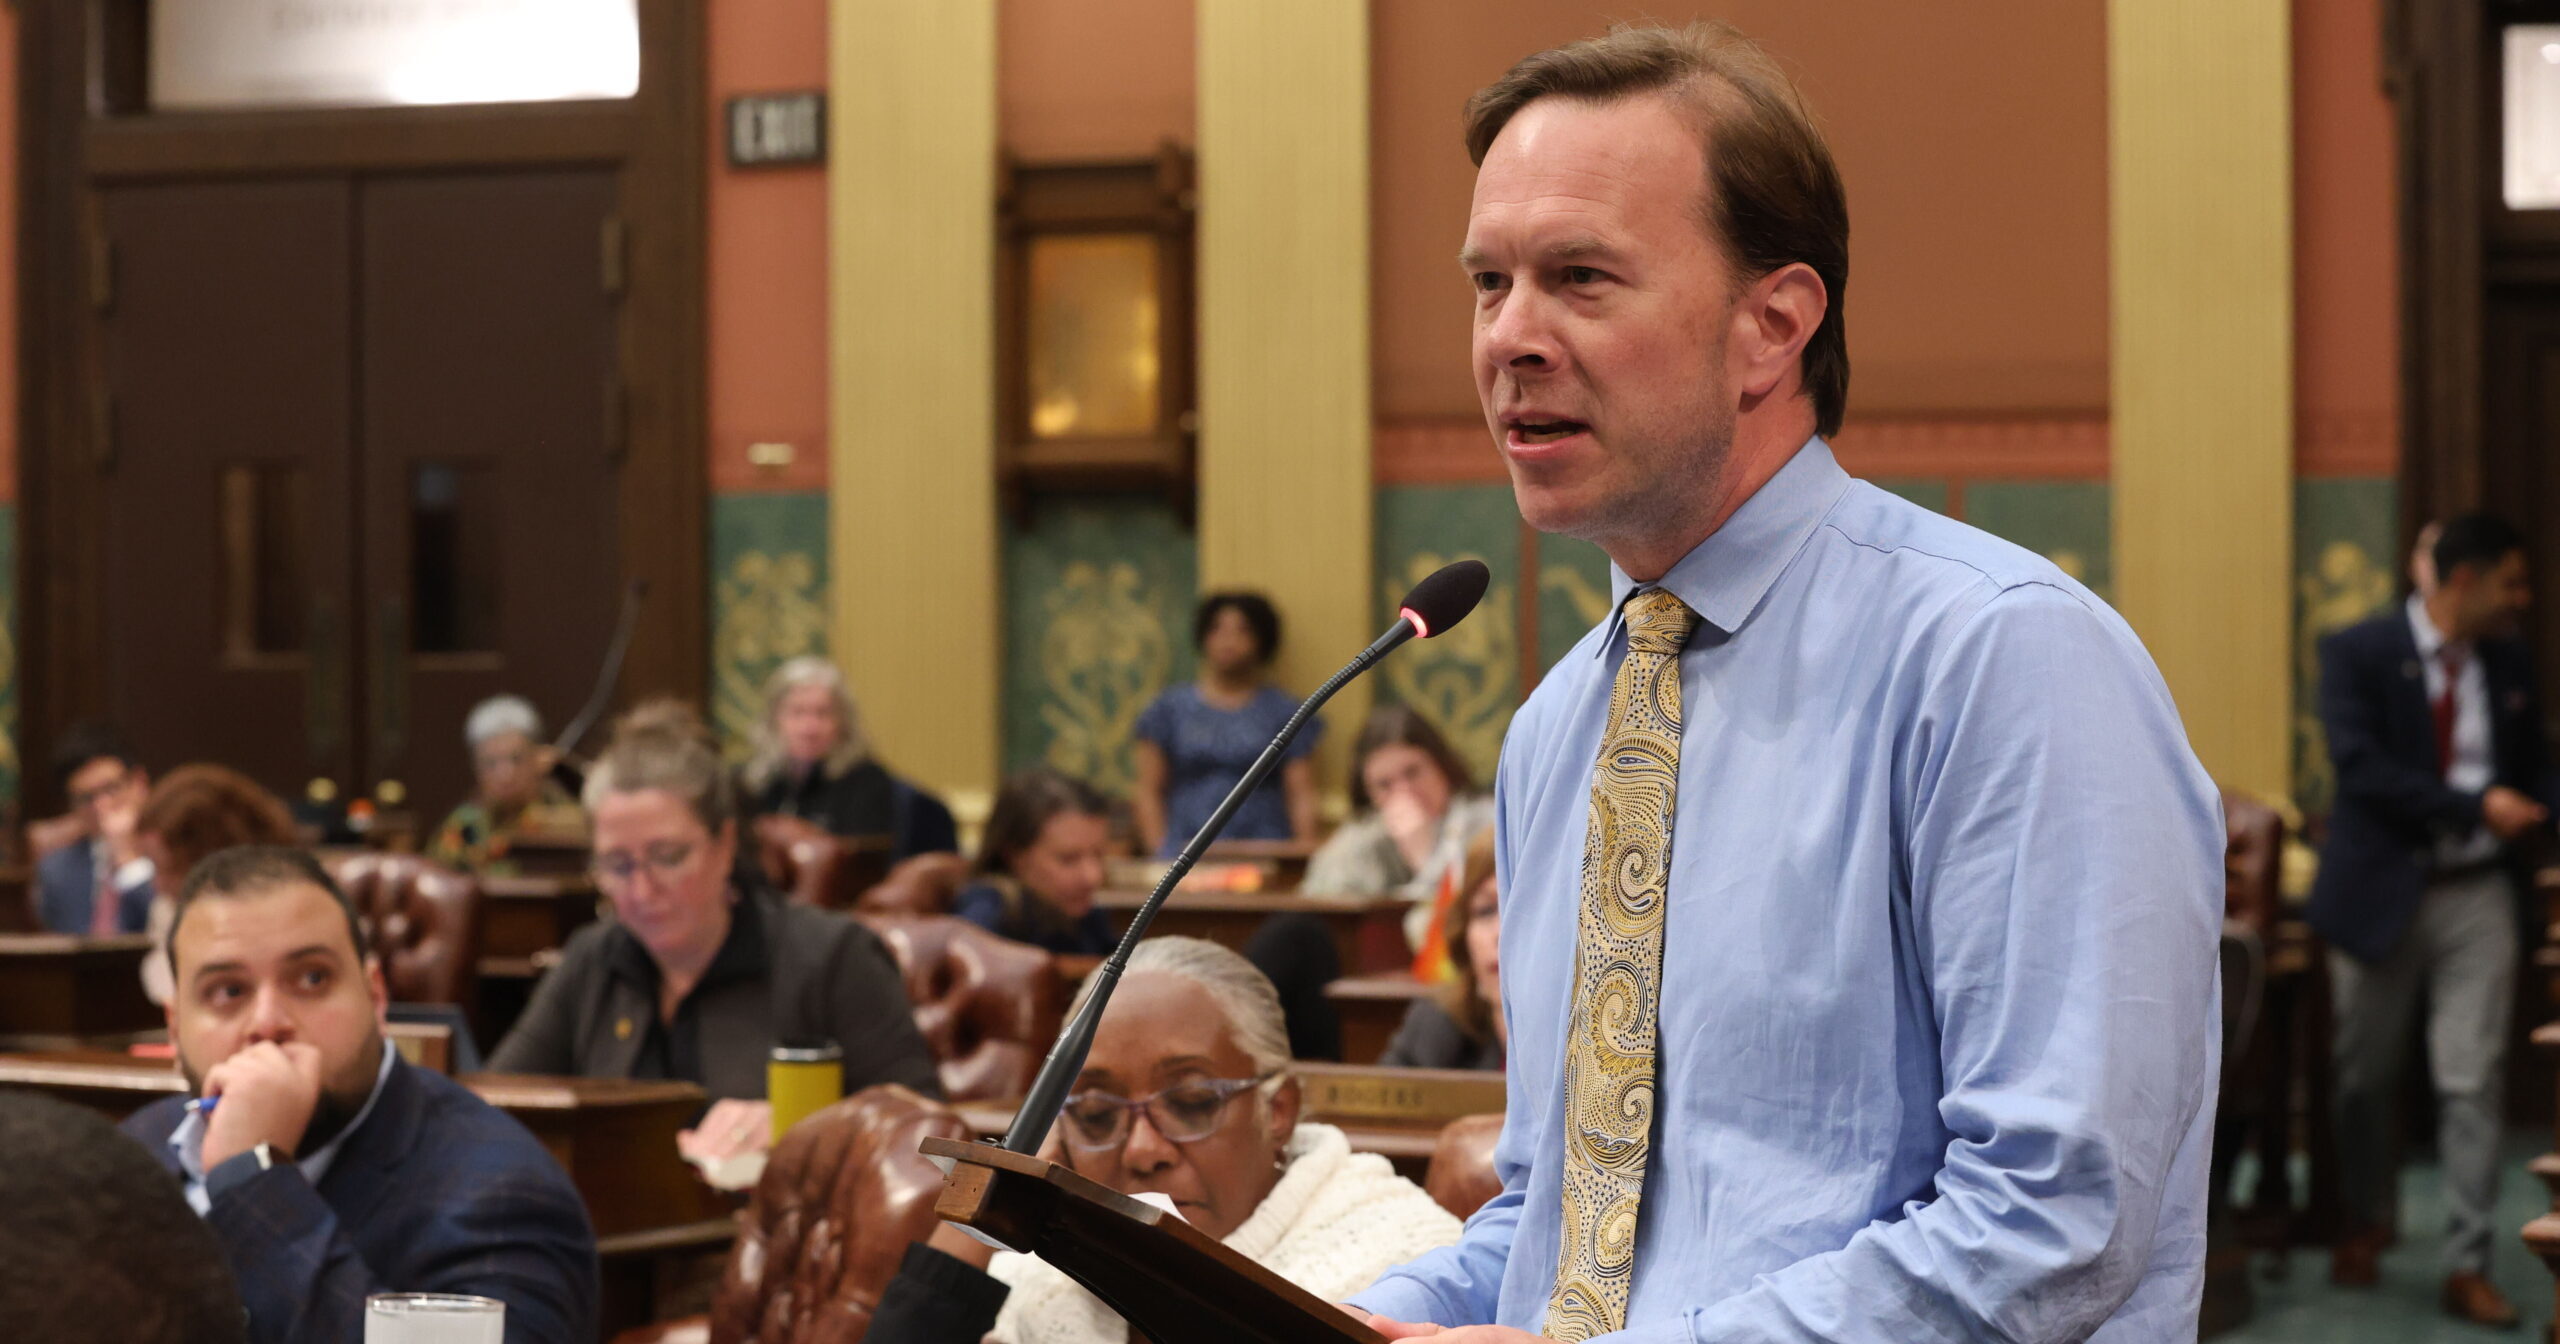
[1456,236,1616,270]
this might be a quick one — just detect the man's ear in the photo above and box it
[1731,261,1827,402]
[366,956,390,1021]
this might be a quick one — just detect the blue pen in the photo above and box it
[185,1095,219,1117]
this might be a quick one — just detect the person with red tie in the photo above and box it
[2309,511,2547,1324]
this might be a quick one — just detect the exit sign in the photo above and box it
[727,92,827,168]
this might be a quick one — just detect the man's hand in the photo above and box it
[2483,786,2549,840]
[677,1098,774,1164]
[198,1041,325,1171]
[97,787,144,867]
[1359,1317,1551,1343]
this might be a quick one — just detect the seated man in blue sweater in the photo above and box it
[122,845,597,1344]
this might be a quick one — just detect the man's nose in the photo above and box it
[1482,287,1561,372]
[243,986,297,1045]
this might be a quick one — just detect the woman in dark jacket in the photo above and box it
[1376,830,1503,1071]
[954,769,1118,958]
[490,701,938,1170]
[736,656,959,859]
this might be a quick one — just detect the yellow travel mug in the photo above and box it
[767,1042,843,1143]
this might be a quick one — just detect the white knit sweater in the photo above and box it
[987,1122,1462,1344]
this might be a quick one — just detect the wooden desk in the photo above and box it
[0,934,158,1041]
[954,1063,1503,1180]
[1094,890,1410,975]
[1326,973,1433,1064]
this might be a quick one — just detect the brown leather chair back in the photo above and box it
[855,853,968,917]
[2220,789,2285,938]
[709,1084,967,1344]
[756,817,895,912]
[324,853,483,1010]
[1423,1112,1506,1221]
[857,914,1063,1102]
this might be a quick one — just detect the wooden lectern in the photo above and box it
[922,1136,1384,1344]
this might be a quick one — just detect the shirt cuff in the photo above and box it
[203,1147,289,1205]
[1342,1279,1450,1327]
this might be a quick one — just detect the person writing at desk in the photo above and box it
[122,845,596,1344]
[867,937,1461,1344]
[489,701,939,1170]
[1347,22,2221,1342]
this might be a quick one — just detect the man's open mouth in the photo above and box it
[1513,420,1588,444]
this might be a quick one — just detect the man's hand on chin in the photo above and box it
[198,1040,325,1171]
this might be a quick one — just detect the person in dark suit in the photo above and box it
[0,1090,244,1344]
[490,700,939,1176]
[34,721,155,935]
[2309,512,2546,1325]
[121,845,597,1344]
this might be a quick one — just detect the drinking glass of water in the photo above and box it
[365,1293,504,1343]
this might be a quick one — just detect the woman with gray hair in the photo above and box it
[736,655,959,861]
[423,694,586,874]
[868,937,1462,1344]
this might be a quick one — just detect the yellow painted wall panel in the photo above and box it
[2108,0,2293,801]
[827,0,1001,809]
[1196,0,1373,798]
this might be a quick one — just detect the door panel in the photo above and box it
[2483,287,2560,725]
[358,171,624,819]
[100,179,357,802]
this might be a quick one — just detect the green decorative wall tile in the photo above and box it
[1537,532,1615,672]
[1965,480,2114,602]
[1003,495,1196,797]
[2293,476,2398,813]
[710,492,830,762]
[1376,484,1522,784]
[1871,478,1952,515]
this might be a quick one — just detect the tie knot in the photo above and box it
[1622,589,1700,655]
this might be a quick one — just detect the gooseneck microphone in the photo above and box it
[1000,559,1491,1154]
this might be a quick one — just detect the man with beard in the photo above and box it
[121,845,596,1344]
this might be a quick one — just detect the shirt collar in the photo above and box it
[2407,593,2465,662]
[171,1041,398,1195]
[1599,435,1849,653]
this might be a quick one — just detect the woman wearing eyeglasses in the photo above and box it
[487,701,939,1171]
[868,937,1461,1344]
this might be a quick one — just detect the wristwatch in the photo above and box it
[205,1141,292,1203]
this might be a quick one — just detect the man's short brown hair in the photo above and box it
[1465,21,1850,437]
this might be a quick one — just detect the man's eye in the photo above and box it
[1472,272,1505,293]
[1562,265,1603,285]
[203,984,243,1006]
[299,968,332,990]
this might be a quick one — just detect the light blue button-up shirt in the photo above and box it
[1350,439,2223,1343]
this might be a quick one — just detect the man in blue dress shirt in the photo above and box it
[1347,22,2223,1344]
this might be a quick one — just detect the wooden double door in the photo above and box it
[97,170,627,821]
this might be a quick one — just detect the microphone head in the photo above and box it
[1397,560,1491,640]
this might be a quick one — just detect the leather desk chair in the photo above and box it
[1423,1113,1507,1222]
[614,1084,968,1344]
[854,853,969,918]
[755,818,897,913]
[857,914,1063,1103]
[323,852,484,1013]
[2221,789,2284,940]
